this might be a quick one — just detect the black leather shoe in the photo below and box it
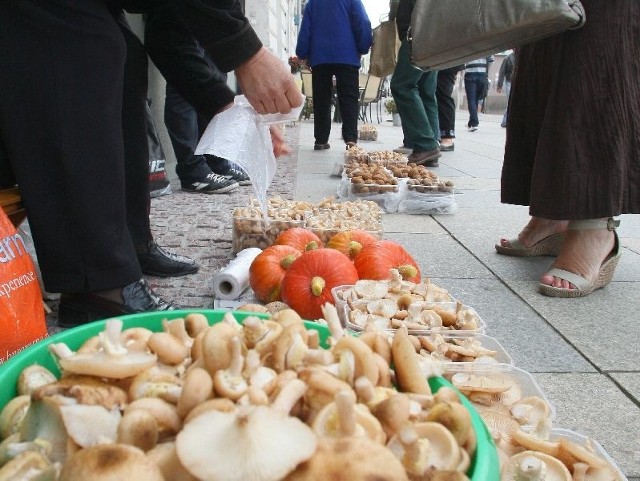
[137,241,199,278]
[58,278,174,328]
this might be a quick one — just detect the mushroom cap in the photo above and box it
[284,436,409,481]
[501,450,572,481]
[479,411,523,458]
[147,441,198,481]
[387,422,461,472]
[176,406,317,481]
[59,404,121,448]
[59,443,164,481]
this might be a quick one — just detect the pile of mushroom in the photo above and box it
[443,369,620,480]
[336,272,482,333]
[0,306,483,481]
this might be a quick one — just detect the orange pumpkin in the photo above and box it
[249,245,301,303]
[274,227,323,252]
[281,249,359,320]
[353,240,421,283]
[326,230,379,261]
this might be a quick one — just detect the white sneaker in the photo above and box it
[468,126,478,132]
[393,145,412,154]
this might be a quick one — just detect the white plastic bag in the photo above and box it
[195,95,303,216]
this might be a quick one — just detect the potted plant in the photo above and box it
[385,99,401,127]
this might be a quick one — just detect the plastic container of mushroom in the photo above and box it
[416,332,514,365]
[331,283,459,327]
[442,363,557,429]
[548,428,628,481]
[0,309,501,481]
[339,299,487,336]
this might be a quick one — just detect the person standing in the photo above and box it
[296,0,373,150]
[390,0,441,167]
[0,0,301,325]
[496,51,515,128]
[144,5,250,194]
[436,65,463,152]
[464,56,493,131]
[496,0,639,297]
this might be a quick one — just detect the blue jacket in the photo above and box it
[296,0,372,68]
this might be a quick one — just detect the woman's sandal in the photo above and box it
[539,218,621,298]
[495,232,565,257]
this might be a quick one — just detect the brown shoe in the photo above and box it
[408,149,442,166]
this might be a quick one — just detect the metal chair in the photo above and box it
[359,74,383,123]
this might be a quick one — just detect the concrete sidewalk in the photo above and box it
[43,108,639,479]
[294,111,640,480]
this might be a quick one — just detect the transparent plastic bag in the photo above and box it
[195,95,303,216]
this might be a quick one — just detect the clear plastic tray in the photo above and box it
[232,214,305,253]
[432,332,513,365]
[549,428,627,481]
[350,182,399,195]
[442,363,557,424]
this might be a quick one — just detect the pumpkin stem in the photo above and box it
[347,241,363,259]
[310,276,326,296]
[280,254,298,270]
[398,265,418,281]
[305,241,319,251]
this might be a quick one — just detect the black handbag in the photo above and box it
[409,0,586,71]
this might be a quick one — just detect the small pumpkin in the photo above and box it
[281,249,359,320]
[249,245,301,303]
[274,227,323,252]
[326,230,379,261]
[353,240,421,283]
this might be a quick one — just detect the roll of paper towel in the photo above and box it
[212,248,262,300]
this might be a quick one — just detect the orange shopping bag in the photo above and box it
[0,209,48,363]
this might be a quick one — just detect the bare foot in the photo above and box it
[440,138,454,147]
[499,217,568,249]
[540,224,616,289]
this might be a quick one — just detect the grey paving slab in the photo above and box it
[294,173,341,203]
[509,281,640,372]
[610,373,640,404]
[535,373,640,479]
[382,213,443,234]
[383,232,495,280]
[428,278,594,373]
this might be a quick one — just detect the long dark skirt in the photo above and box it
[501,0,640,219]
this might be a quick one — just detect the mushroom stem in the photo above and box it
[306,330,320,349]
[272,379,307,415]
[516,455,547,481]
[243,317,269,347]
[335,391,357,436]
[398,425,429,476]
[100,319,128,356]
[321,303,344,341]
[572,462,589,481]
[354,376,376,404]
[304,349,334,365]
[227,337,244,378]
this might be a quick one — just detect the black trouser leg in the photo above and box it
[0,0,141,292]
[311,64,334,144]
[115,12,153,247]
[437,68,457,138]
[334,64,360,144]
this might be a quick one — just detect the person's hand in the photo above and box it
[236,47,303,115]
[270,125,291,158]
